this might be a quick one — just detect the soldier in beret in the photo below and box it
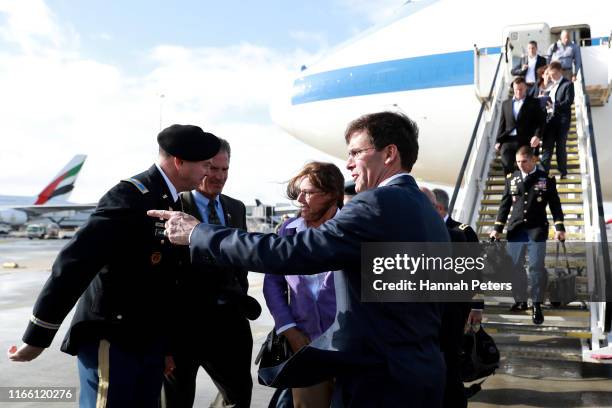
[8,124,220,407]
[490,146,565,325]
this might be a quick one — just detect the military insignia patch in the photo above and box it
[151,252,162,265]
[122,177,149,194]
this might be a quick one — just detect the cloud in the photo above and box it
[0,1,345,205]
[0,0,76,54]
[147,43,315,124]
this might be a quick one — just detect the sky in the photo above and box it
[0,0,406,205]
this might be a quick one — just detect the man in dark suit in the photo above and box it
[511,40,547,90]
[9,125,220,407]
[163,139,259,408]
[151,111,450,408]
[496,76,547,175]
[541,61,575,178]
[491,146,565,324]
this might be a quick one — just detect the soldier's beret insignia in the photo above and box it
[151,252,162,265]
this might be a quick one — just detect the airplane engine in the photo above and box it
[0,209,28,226]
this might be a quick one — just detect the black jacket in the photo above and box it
[549,77,575,123]
[178,191,260,324]
[446,216,478,243]
[23,165,183,355]
[511,55,547,82]
[445,217,484,310]
[494,168,565,241]
[496,96,546,146]
[190,175,449,406]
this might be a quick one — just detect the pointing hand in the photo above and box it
[147,210,200,245]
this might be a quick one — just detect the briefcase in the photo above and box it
[547,241,576,305]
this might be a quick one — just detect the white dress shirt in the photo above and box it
[510,97,524,136]
[155,163,179,202]
[525,55,537,84]
[378,172,411,187]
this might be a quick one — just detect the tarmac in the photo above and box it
[1,238,611,407]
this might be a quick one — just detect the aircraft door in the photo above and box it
[503,23,551,81]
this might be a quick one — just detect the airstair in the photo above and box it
[449,29,612,362]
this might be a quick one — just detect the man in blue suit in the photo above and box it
[150,111,450,407]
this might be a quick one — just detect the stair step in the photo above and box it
[480,198,583,205]
[492,334,583,362]
[484,322,591,339]
[477,231,585,240]
[486,178,582,185]
[491,160,580,169]
[483,188,583,195]
[484,303,589,317]
[479,208,584,215]
[488,169,581,176]
[477,220,584,227]
[544,259,587,269]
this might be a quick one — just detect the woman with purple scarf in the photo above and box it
[263,161,345,408]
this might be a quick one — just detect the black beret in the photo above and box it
[344,181,356,195]
[157,124,220,161]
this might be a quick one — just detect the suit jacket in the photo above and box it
[190,175,449,407]
[496,96,546,146]
[550,77,575,124]
[511,55,547,82]
[263,217,336,342]
[23,165,182,355]
[179,191,259,322]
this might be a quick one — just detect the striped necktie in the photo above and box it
[207,199,222,225]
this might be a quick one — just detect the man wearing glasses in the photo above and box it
[150,111,450,408]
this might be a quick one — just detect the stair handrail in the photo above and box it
[575,64,612,333]
[449,38,508,216]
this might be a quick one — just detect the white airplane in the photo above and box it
[271,0,612,199]
[0,154,96,227]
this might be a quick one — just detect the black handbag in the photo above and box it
[481,238,514,281]
[255,329,293,370]
[548,241,576,305]
[459,326,500,383]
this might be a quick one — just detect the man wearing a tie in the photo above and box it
[163,138,260,408]
[495,77,546,175]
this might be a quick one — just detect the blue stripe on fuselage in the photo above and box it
[292,35,610,105]
[292,47,502,105]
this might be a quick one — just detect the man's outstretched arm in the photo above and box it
[149,194,378,275]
